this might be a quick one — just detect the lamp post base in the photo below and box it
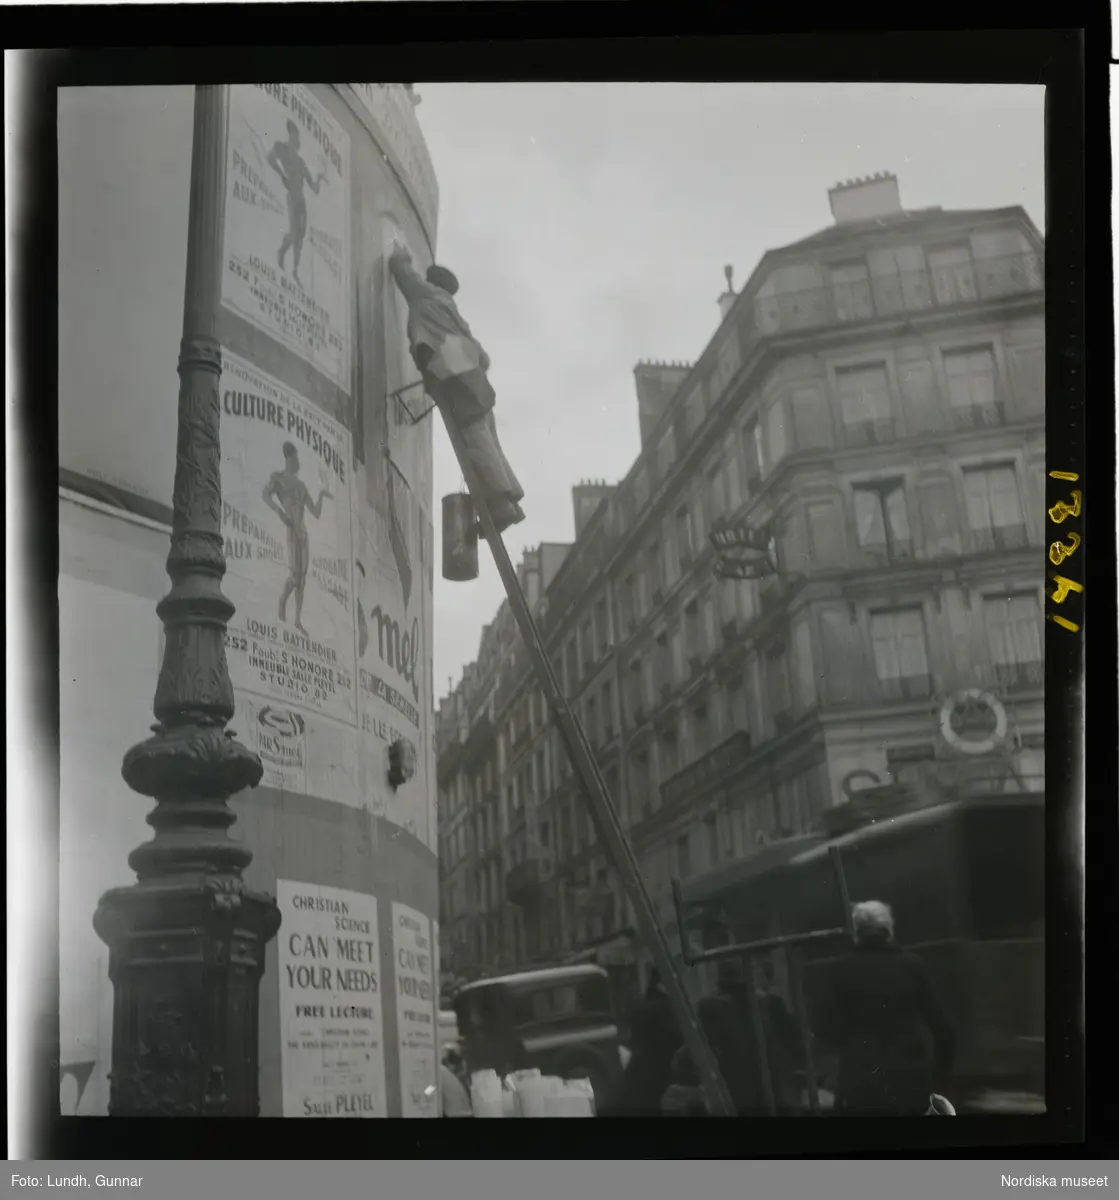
[94,874,280,1118]
[94,721,280,1118]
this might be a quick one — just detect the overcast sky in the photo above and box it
[415,83,1046,698]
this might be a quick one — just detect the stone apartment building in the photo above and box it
[435,173,1045,996]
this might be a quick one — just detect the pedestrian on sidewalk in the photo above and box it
[615,967,683,1116]
[816,900,955,1116]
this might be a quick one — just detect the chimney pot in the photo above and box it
[829,171,902,224]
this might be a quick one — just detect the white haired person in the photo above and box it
[816,901,955,1116]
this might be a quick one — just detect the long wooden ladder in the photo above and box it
[439,405,736,1118]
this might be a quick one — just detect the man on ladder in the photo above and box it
[387,241,737,1118]
[388,241,526,534]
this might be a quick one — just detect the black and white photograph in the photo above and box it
[6,31,1094,1168]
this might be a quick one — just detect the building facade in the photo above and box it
[59,83,443,1117]
[436,174,1045,998]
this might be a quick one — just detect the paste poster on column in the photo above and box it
[380,220,434,518]
[277,881,386,1118]
[393,902,438,1118]
[220,351,357,727]
[223,84,351,390]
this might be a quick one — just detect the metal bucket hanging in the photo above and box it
[442,493,479,582]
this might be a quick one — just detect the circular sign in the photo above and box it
[939,689,1007,756]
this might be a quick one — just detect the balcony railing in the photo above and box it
[842,417,897,448]
[660,731,753,808]
[994,660,1044,690]
[951,401,1007,431]
[755,252,1042,337]
[971,523,1029,553]
[877,674,933,702]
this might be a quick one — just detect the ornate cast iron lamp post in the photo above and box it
[94,84,281,1117]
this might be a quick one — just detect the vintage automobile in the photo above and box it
[451,964,627,1113]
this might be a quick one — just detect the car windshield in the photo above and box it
[510,978,613,1029]
[456,975,614,1036]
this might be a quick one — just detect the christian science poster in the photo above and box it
[224,83,351,390]
[277,881,387,1118]
[392,902,438,1118]
[220,351,357,732]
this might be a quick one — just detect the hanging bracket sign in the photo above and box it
[709,518,777,581]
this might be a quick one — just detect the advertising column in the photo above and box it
[216,83,440,1116]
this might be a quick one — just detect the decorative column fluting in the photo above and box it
[93,84,281,1117]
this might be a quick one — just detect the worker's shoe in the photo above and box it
[481,502,526,536]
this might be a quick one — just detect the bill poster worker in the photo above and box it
[263,442,333,635]
[268,118,328,290]
[388,241,525,534]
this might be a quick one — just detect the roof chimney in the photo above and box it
[717,264,736,320]
[572,480,614,540]
[828,172,902,225]
[633,360,691,446]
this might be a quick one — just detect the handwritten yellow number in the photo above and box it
[1048,531,1082,566]
[1047,613,1080,633]
[1049,471,1080,482]
[1048,573,1083,604]
[1048,490,1082,524]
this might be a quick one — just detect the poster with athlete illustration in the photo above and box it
[223,84,351,390]
[220,350,358,730]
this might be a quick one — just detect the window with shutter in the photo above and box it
[837,364,895,445]
[829,260,874,322]
[853,480,912,560]
[663,529,679,588]
[754,423,768,477]
[870,608,931,700]
[811,501,840,566]
[671,625,685,681]
[962,465,1026,551]
[737,578,756,624]
[855,487,887,546]
[766,400,789,466]
[984,593,1043,688]
[707,463,726,522]
[677,507,695,564]
[928,245,977,305]
[727,450,744,510]
[945,347,1001,428]
[684,601,701,661]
